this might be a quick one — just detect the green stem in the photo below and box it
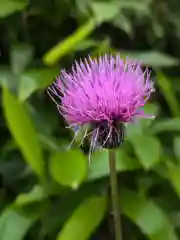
[109,150,122,240]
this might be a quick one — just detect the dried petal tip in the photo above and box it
[48,54,155,152]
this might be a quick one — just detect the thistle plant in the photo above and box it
[48,54,155,240]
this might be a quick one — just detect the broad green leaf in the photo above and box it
[121,189,178,240]
[131,136,161,169]
[50,150,88,188]
[0,208,35,240]
[157,73,180,117]
[120,51,179,67]
[0,0,27,18]
[10,44,34,75]
[43,18,96,65]
[150,118,180,134]
[15,185,46,206]
[2,88,44,177]
[88,149,141,181]
[91,2,120,24]
[57,196,106,240]
[173,137,180,160]
[18,68,59,101]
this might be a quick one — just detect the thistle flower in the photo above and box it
[48,54,155,158]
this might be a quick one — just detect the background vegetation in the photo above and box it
[1,0,180,239]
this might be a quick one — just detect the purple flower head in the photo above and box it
[48,54,155,157]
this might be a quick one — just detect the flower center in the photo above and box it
[93,119,125,149]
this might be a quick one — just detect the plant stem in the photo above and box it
[109,150,122,240]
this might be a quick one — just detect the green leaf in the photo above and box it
[150,118,180,134]
[139,104,158,128]
[157,73,180,117]
[0,208,35,240]
[131,136,161,169]
[75,0,90,15]
[119,0,150,14]
[167,165,180,197]
[57,196,107,240]
[121,189,178,240]
[2,88,44,177]
[0,0,27,18]
[73,39,99,51]
[91,2,120,24]
[0,67,16,91]
[156,160,180,199]
[88,149,141,181]
[15,185,46,206]
[10,44,34,75]
[18,68,59,101]
[39,134,65,151]
[43,18,96,65]
[173,137,180,160]
[29,101,59,135]
[113,14,132,36]
[120,51,179,67]
[126,104,158,138]
[50,150,88,188]
[91,38,111,57]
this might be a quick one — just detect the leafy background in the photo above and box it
[1,0,180,239]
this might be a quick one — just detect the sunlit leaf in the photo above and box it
[121,189,178,240]
[2,88,44,177]
[15,185,46,206]
[0,0,27,18]
[57,196,107,240]
[50,150,88,188]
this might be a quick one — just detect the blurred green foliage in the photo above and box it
[1,0,180,239]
